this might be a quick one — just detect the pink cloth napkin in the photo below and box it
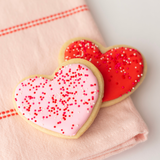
[0,0,148,159]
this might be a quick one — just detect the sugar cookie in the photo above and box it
[13,59,104,139]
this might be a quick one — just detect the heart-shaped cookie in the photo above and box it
[13,59,104,139]
[59,38,147,107]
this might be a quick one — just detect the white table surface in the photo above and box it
[86,0,160,160]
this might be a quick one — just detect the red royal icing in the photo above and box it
[64,40,144,101]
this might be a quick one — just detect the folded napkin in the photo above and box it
[0,0,148,159]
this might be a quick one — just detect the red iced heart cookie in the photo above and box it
[59,38,147,107]
[13,59,104,139]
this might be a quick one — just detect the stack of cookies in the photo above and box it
[13,38,147,139]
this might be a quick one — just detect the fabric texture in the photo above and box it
[0,0,148,160]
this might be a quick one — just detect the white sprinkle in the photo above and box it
[132,87,135,90]
[137,75,140,77]
[135,80,137,82]
[135,66,137,69]
[87,111,89,113]
[89,58,92,61]
[139,62,142,65]
[141,74,143,76]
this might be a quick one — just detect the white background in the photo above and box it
[86,0,160,160]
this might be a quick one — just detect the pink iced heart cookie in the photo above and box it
[59,37,147,107]
[13,59,104,139]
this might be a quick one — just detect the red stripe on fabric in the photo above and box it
[0,5,88,37]
[0,109,16,115]
[0,109,18,120]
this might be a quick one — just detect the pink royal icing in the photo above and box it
[14,64,99,136]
